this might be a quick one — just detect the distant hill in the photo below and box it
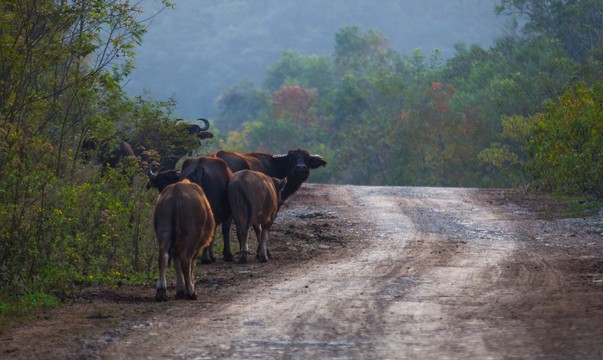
[124,0,508,119]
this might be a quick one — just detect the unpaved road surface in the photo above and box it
[1,184,602,359]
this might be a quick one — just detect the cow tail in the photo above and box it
[245,197,253,231]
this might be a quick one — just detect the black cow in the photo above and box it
[214,149,327,201]
[85,118,213,171]
[147,167,181,192]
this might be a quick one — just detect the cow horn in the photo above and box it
[197,118,210,131]
[311,154,323,159]
[272,154,287,159]
[148,166,158,180]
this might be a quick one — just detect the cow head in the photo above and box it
[147,166,181,192]
[272,149,327,180]
[180,118,214,140]
[272,149,327,201]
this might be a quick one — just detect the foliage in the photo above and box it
[214,80,271,133]
[214,10,601,193]
[526,81,602,194]
[0,0,180,321]
[480,81,602,194]
[495,0,603,62]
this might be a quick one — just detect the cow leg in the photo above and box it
[237,225,250,264]
[208,241,216,262]
[174,256,185,300]
[200,240,215,264]
[222,221,234,262]
[256,226,269,263]
[155,250,169,302]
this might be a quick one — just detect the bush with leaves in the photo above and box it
[526,82,602,194]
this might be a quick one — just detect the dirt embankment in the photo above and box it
[1,184,601,359]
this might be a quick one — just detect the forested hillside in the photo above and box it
[127,0,507,118]
[0,0,601,322]
[212,0,602,190]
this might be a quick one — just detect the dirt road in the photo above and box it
[2,184,602,359]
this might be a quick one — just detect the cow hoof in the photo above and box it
[239,251,249,264]
[200,258,213,265]
[155,288,168,302]
[223,253,234,262]
[256,254,268,263]
[175,291,185,300]
[185,292,198,300]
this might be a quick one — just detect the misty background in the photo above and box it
[124,0,508,119]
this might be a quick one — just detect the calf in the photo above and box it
[153,179,215,301]
[215,149,326,261]
[228,170,287,263]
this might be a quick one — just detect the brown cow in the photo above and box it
[147,156,233,264]
[215,149,326,261]
[153,179,215,301]
[228,170,287,263]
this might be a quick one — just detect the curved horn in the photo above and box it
[147,165,158,180]
[197,118,210,131]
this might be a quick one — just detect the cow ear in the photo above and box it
[276,177,288,194]
[309,155,327,169]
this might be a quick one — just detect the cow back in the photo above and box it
[228,170,285,228]
[153,179,215,254]
[180,156,232,224]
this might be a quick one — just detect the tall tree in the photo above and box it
[495,0,603,62]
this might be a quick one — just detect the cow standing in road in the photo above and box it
[147,156,233,264]
[228,170,287,263]
[153,179,215,302]
[215,149,326,261]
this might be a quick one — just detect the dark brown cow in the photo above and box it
[179,155,233,263]
[153,179,215,302]
[82,138,135,169]
[228,170,287,263]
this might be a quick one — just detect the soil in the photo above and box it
[0,184,601,359]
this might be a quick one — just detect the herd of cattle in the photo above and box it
[147,149,327,301]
